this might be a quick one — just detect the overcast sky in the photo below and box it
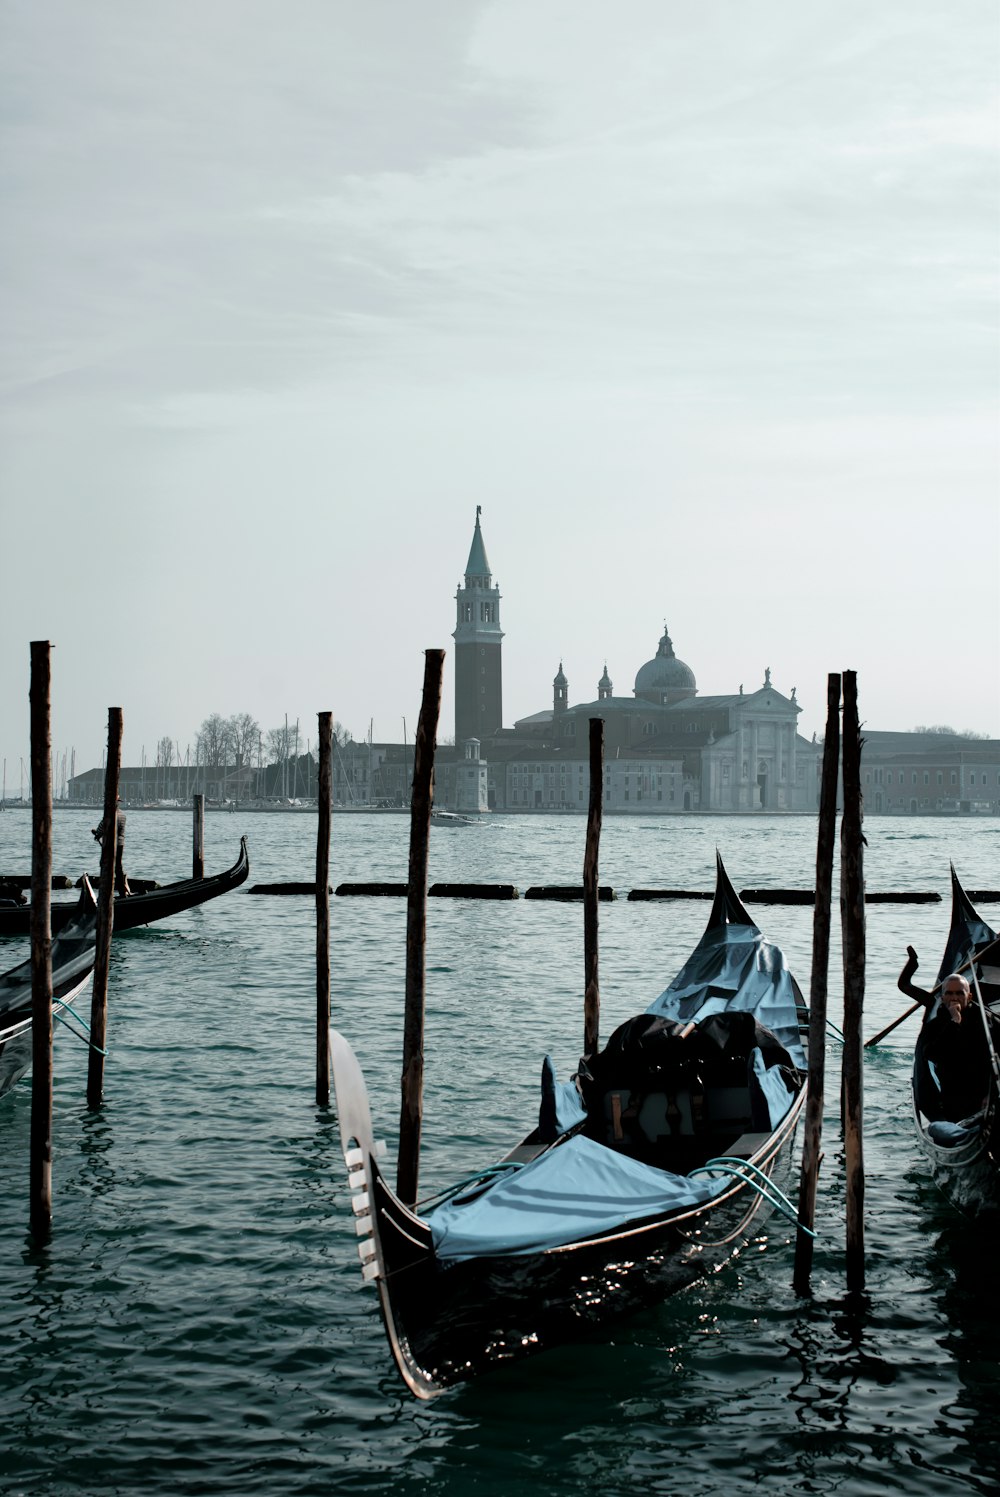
[2,0,997,784]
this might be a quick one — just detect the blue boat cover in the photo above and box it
[540,1054,588,1136]
[926,1117,982,1148]
[427,1135,724,1262]
[645,858,807,1070]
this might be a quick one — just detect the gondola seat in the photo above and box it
[578,1011,799,1171]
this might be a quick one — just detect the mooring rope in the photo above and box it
[53,999,108,1056]
[418,1160,525,1211]
[689,1155,817,1236]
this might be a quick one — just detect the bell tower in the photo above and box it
[454,507,504,744]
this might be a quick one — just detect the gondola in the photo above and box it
[910,867,1000,1218]
[331,856,808,1398]
[0,878,98,1100]
[0,837,250,938]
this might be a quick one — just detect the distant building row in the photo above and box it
[65,513,1000,816]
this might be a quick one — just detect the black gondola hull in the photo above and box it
[0,837,250,937]
[0,879,99,1099]
[910,865,1000,1218]
[333,1028,805,1397]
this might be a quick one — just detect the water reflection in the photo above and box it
[79,1104,117,1198]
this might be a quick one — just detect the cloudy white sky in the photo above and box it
[2,0,998,784]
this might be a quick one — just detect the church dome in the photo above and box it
[634,627,696,703]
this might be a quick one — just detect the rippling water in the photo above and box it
[1,809,998,1495]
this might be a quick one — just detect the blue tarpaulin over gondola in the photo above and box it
[427,1134,724,1261]
[645,855,807,1071]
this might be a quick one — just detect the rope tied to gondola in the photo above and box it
[53,998,108,1056]
[689,1155,817,1237]
[418,1160,525,1211]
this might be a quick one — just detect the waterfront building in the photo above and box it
[64,512,998,815]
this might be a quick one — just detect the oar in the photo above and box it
[864,934,1000,1049]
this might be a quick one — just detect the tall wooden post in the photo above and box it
[841,670,866,1292]
[397,649,444,1207]
[192,792,205,879]
[316,711,333,1107]
[583,717,604,1057]
[87,709,122,1109]
[29,641,54,1242]
[794,673,840,1292]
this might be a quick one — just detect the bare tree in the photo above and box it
[197,713,230,768]
[157,736,175,769]
[228,713,261,768]
[266,724,290,763]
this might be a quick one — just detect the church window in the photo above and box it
[923,772,929,785]
[937,772,942,785]
[912,772,917,785]
[951,772,957,784]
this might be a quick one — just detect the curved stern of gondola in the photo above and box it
[329,1029,442,1398]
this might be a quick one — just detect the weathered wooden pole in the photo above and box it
[794,673,840,1293]
[583,717,604,1057]
[397,649,444,1208]
[87,708,122,1109]
[192,792,205,879]
[316,711,333,1107]
[29,642,54,1242]
[840,670,866,1292]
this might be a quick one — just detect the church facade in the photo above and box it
[441,512,823,814]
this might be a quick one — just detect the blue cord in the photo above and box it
[689,1155,817,1237]
[53,1000,108,1056]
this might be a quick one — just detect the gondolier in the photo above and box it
[903,867,1000,1218]
[92,801,130,897]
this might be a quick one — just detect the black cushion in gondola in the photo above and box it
[578,1011,799,1158]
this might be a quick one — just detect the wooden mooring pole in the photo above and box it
[316,711,333,1107]
[396,649,444,1208]
[583,717,604,1057]
[87,708,122,1109]
[794,673,840,1293]
[841,670,866,1292]
[192,792,205,879]
[29,641,54,1243]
